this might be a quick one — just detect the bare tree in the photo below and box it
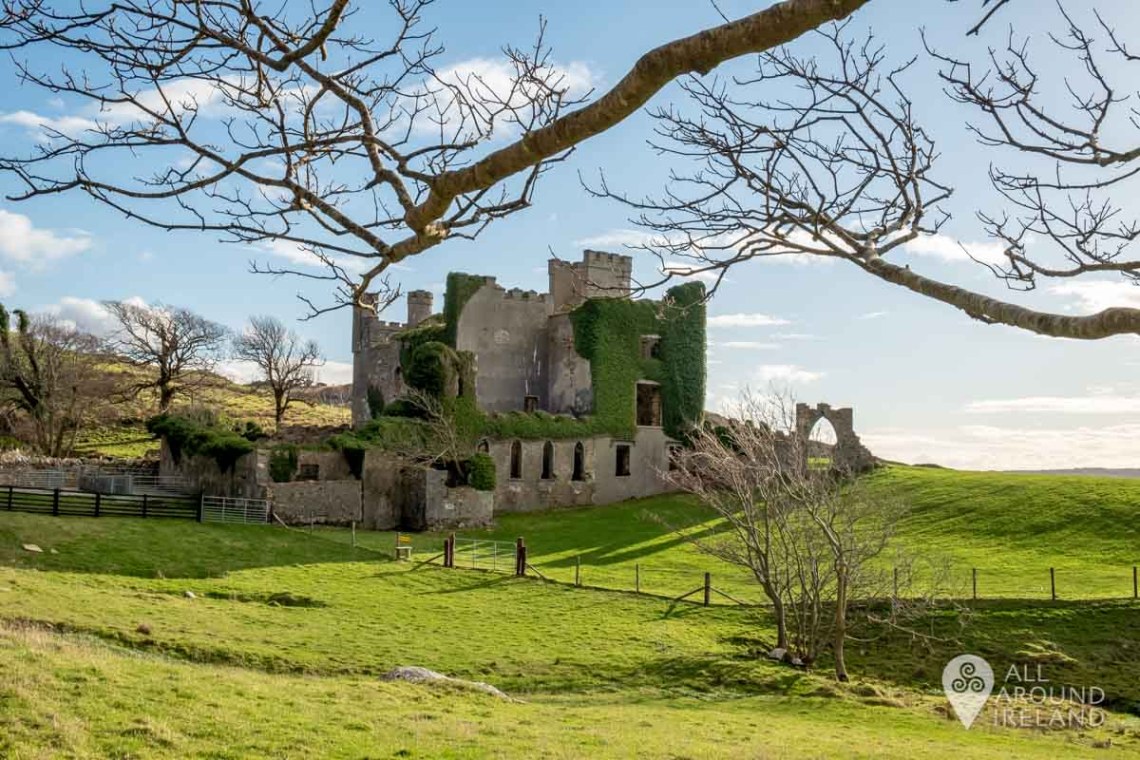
[233,316,323,428]
[0,0,879,321]
[669,391,900,681]
[597,15,1140,340]
[104,301,228,413]
[0,307,105,456]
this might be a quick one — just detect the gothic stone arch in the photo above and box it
[795,402,876,474]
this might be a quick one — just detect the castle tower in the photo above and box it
[549,250,634,311]
[407,290,434,327]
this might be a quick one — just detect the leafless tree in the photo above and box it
[0,307,106,456]
[233,316,323,428]
[103,301,228,413]
[668,390,901,681]
[598,13,1140,340]
[0,0,887,320]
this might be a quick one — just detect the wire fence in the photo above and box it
[397,533,1140,606]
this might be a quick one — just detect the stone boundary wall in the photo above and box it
[267,480,362,525]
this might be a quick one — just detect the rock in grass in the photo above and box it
[21,544,42,553]
[136,623,152,635]
[183,590,196,600]
[381,666,514,701]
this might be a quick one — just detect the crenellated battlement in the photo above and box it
[502,288,549,302]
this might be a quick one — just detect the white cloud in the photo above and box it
[754,364,823,384]
[1048,280,1140,313]
[0,110,100,140]
[0,271,15,297]
[315,360,353,385]
[717,341,781,350]
[39,295,148,336]
[216,359,263,384]
[420,57,599,140]
[773,332,819,341]
[964,395,1140,414]
[864,423,1140,470]
[901,234,1007,265]
[573,229,654,249]
[708,312,791,328]
[0,209,92,266]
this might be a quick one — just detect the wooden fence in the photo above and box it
[1,485,201,521]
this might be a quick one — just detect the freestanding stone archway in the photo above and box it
[795,402,876,474]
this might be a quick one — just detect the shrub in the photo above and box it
[268,445,298,483]
[146,413,255,472]
[468,452,496,491]
[366,385,385,419]
[406,341,460,397]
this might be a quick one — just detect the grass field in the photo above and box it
[2,465,1140,757]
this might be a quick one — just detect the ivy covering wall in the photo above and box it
[443,272,487,347]
[659,282,707,439]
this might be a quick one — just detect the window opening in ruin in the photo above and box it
[636,382,662,427]
[615,444,631,477]
[298,463,320,481]
[477,439,490,454]
[572,442,585,481]
[668,445,681,471]
[524,394,538,413]
[541,441,554,480]
[640,335,662,360]
[509,440,523,479]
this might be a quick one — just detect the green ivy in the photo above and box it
[366,385,385,419]
[395,316,446,370]
[443,272,487,347]
[660,282,707,438]
[467,452,496,491]
[570,298,659,439]
[268,444,298,483]
[146,413,255,473]
[405,341,461,397]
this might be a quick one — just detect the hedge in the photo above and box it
[146,413,255,472]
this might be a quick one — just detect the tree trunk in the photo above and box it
[833,563,849,682]
[274,389,286,430]
[771,593,789,650]
[159,384,176,414]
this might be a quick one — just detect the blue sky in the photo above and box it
[1,0,1138,469]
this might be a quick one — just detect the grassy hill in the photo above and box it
[65,366,351,459]
[2,465,1140,756]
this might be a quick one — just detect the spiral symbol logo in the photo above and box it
[942,654,993,729]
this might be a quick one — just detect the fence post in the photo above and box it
[515,537,525,577]
[892,567,899,601]
[52,488,60,516]
[972,568,977,601]
[1134,566,1138,601]
[142,493,148,519]
[94,492,101,518]
[636,564,641,594]
[575,555,581,587]
[196,492,204,523]
[1050,567,1056,601]
[351,521,356,549]
[703,572,711,607]
[6,484,12,511]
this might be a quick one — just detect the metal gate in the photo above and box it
[200,495,270,524]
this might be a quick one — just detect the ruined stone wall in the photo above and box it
[421,469,493,530]
[455,283,551,414]
[157,440,266,499]
[359,450,420,530]
[266,480,362,525]
[486,427,673,513]
[549,250,632,312]
[546,313,592,415]
[488,437,597,513]
[795,402,876,473]
[591,427,673,505]
[351,305,406,427]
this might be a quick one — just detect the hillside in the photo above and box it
[65,365,351,459]
[3,480,1139,757]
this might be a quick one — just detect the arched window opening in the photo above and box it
[541,441,555,480]
[509,440,523,479]
[476,439,490,454]
[808,417,837,469]
[572,442,585,481]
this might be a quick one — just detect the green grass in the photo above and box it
[3,466,1140,757]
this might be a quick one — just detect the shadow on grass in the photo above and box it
[0,513,375,579]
